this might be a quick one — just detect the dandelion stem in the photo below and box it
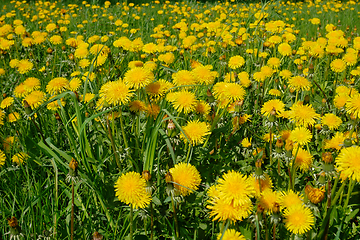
[107,116,121,168]
[289,145,300,190]
[130,205,134,240]
[71,180,74,240]
[150,202,154,240]
[344,178,354,209]
[269,127,273,165]
[171,194,179,239]
[119,109,129,150]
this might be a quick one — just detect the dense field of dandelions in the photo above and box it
[1,0,360,239]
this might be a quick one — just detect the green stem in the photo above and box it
[71,180,74,240]
[107,117,121,169]
[119,109,129,150]
[331,178,347,206]
[130,205,134,240]
[344,178,354,209]
[171,194,179,239]
[289,145,300,190]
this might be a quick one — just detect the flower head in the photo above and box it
[261,99,285,117]
[280,190,303,209]
[293,148,313,172]
[169,162,201,196]
[346,93,360,119]
[336,146,360,181]
[228,55,245,69]
[289,103,319,126]
[0,97,14,109]
[46,77,69,95]
[290,127,312,145]
[114,171,151,208]
[288,76,311,91]
[124,67,154,89]
[99,80,133,106]
[284,204,315,234]
[0,149,5,167]
[321,113,342,130]
[180,120,210,145]
[330,59,346,73]
[217,229,246,240]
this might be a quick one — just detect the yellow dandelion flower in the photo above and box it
[180,120,210,145]
[99,80,133,106]
[194,100,211,115]
[114,171,151,209]
[217,229,246,240]
[49,35,62,45]
[267,57,281,68]
[293,148,313,172]
[8,112,20,123]
[124,67,154,90]
[142,42,158,54]
[17,59,33,74]
[169,162,201,196]
[259,189,281,214]
[346,93,360,118]
[128,60,143,69]
[14,83,27,98]
[46,77,69,95]
[0,97,14,109]
[278,43,292,56]
[290,127,312,145]
[172,70,196,87]
[129,100,146,112]
[241,138,252,148]
[89,44,110,55]
[336,146,360,181]
[47,97,66,111]
[289,103,319,126]
[23,77,41,93]
[305,185,325,204]
[192,65,218,85]
[284,204,314,234]
[324,131,346,151]
[228,55,245,69]
[158,52,175,65]
[288,76,311,91]
[279,70,293,79]
[217,170,255,207]
[261,99,285,117]
[74,47,89,59]
[280,190,303,210]
[321,113,342,130]
[334,94,349,109]
[69,78,82,91]
[145,79,173,99]
[269,89,281,96]
[171,90,197,114]
[79,59,90,68]
[145,103,160,119]
[0,149,5,167]
[207,198,252,222]
[12,152,29,165]
[24,91,46,109]
[330,59,346,73]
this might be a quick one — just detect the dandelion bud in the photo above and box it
[321,98,327,107]
[7,216,21,237]
[305,185,325,204]
[322,152,333,163]
[69,158,78,177]
[165,172,173,183]
[142,170,151,181]
[285,139,293,152]
[344,138,353,147]
[62,45,66,51]
[309,63,314,74]
[93,231,104,240]
[297,64,303,70]
[68,53,74,60]
[23,100,32,115]
[47,48,53,54]
[167,120,175,130]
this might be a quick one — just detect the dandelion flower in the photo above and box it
[69,78,82,91]
[278,43,292,56]
[23,77,41,92]
[124,67,154,89]
[346,94,360,118]
[145,103,160,119]
[217,229,246,240]
[0,149,5,167]
[180,120,210,145]
[261,99,285,117]
[0,97,14,109]
[169,162,201,196]
[17,59,33,74]
[172,70,196,87]
[24,91,46,109]
[293,148,313,172]
[145,79,173,99]
[194,100,211,115]
[46,77,69,95]
[228,55,245,69]
[171,90,197,114]
[114,171,151,209]
[280,190,303,209]
[259,189,281,214]
[305,185,325,204]
[330,59,346,73]
[217,170,255,207]
[336,146,360,181]
[289,103,319,126]
[192,65,218,85]
[129,100,146,112]
[8,112,20,123]
[12,152,29,165]
[324,131,346,151]
[284,204,314,234]
[290,127,312,145]
[49,35,62,45]
[288,76,311,91]
[321,113,342,130]
[251,174,273,197]
[99,80,133,106]
[208,197,252,222]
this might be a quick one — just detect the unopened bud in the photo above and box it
[322,152,333,163]
[142,170,151,181]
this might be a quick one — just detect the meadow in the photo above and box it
[0,0,360,239]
